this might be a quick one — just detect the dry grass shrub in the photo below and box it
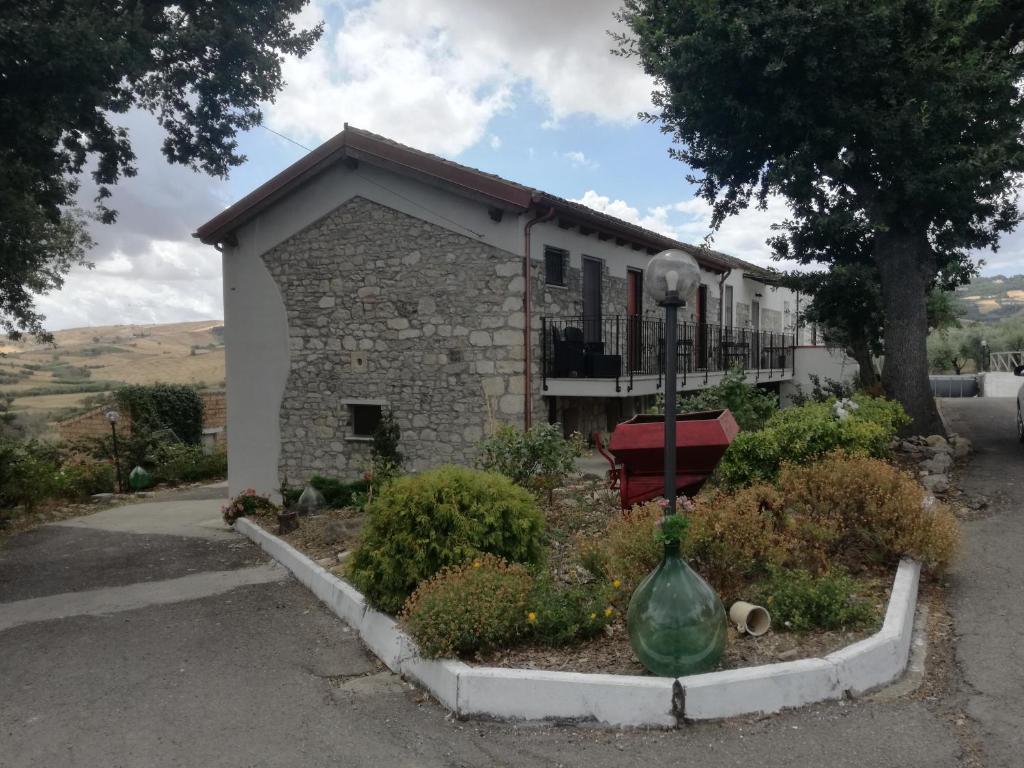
[686,484,791,599]
[778,451,960,571]
[401,554,533,658]
[578,452,959,604]
[577,501,661,597]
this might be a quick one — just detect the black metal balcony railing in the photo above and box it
[541,315,796,393]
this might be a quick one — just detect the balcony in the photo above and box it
[541,315,796,398]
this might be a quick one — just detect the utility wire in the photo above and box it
[260,124,313,152]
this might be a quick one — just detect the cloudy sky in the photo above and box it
[36,0,1024,330]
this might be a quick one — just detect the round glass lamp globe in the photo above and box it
[643,249,701,306]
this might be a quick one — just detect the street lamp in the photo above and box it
[626,249,726,678]
[106,409,123,494]
[643,249,701,516]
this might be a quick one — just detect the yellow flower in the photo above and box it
[611,579,622,589]
[589,612,597,620]
[526,611,537,623]
[604,607,614,618]
[472,560,482,569]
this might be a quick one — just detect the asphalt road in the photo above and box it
[0,400,1018,768]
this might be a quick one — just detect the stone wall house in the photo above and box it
[195,126,850,497]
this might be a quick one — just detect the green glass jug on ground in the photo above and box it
[128,465,153,491]
[627,544,727,677]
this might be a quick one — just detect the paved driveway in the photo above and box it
[2,400,1018,768]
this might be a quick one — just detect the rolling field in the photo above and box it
[0,320,226,429]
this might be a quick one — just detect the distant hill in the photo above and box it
[0,320,225,431]
[953,274,1024,322]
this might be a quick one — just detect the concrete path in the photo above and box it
[941,397,1024,768]
[1,405,1017,768]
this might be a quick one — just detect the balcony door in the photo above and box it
[582,256,602,346]
[627,268,642,371]
[696,283,708,369]
[751,299,761,368]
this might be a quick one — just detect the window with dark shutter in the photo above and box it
[544,246,567,286]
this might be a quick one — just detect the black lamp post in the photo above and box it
[105,409,123,494]
[643,249,701,516]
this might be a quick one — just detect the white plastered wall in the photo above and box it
[780,346,860,406]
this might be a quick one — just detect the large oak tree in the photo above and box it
[618,0,1024,433]
[0,1,322,341]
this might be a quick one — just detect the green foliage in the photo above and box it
[0,439,61,514]
[400,555,533,658]
[715,395,910,488]
[675,366,778,431]
[148,443,227,485]
[754,568,877,632]
[928,315,1024,373]
[348,466,545,614]
[282,475,370,509]
[116,384,204,444]
[0,2,322,341]
[477,423,583,499]
[525,576,616,647]
[222,489,278,525]
[371,410,403,477]
[618,0,1022,432]
[58,460,115,499]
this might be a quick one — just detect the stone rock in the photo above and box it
[899,440,922,454]
[922,453,953,475]
[951,436,972,458]
[924,434,949,448]
[922,474,950,494]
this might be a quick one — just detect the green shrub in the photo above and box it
[716,395,910,487]
[787,374,856,406]
[0,439,62,514]
[348,466,545,613]
[149,443,227,485]
[477,423,583,500]
[115,384,205,444]
[400,554,533,658]
[59,460,115,499]
[222,489,278,525]
[676,365,778,431]
[371,409,403,478]
[754,568,877,632]
[525,576,616,647]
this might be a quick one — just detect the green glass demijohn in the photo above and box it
[627,538,727,677]
[128,465,153,491]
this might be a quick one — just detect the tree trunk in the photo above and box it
[848,338,880,390]
[874,229,945,436]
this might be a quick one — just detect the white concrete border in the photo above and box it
[234,518,921,726]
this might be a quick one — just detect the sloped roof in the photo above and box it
[194,124,778,280]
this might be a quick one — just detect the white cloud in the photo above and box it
[268,0,653,155]
[573,189,807,270]
[489,134,502,150]
[33,111,225,330]
[563,150,598,169]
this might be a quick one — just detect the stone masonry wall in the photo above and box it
[261,196,528,482]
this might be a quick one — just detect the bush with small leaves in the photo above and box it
[477,423,584,501]
[400,555,533,658]
[524,575,616,647]
[348,466,545,614]
[716,394,910,488]
[778,451,960,571]
[753,568,878,632]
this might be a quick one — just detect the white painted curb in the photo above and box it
[234,518,921,726]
